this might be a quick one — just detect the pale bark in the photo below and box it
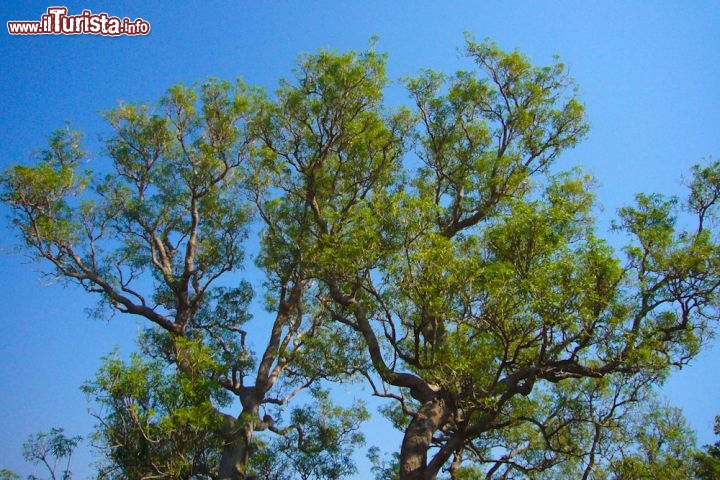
[218,421,254,480]
[399,398,451,480]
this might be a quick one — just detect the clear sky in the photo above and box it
[1,1,719,477]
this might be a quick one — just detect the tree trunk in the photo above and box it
[218,421,254,480]
[399,398,450,480]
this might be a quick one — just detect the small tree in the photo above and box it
[21,428,81,480]
[0,470,21,480]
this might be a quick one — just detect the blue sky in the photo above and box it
[1,1,719,477]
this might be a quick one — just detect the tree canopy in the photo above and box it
[3,36,720,480]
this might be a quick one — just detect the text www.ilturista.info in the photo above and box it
[7,7,150,36]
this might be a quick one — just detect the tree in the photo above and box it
[4,36,720,480]
[1,77,360,478]
[247,35,720,479]
[15,428,81,480]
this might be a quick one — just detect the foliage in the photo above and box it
[251,34,720,479]
[3,35,720,480]
[368,447,400,480]
[694,416,720,479]
[605,401,697,479]
[82,348,224,479]
[248,389,369,480]
[1,73,363,479]
[18,428,81,480]
[270,388,369,480]
[0,470,20,480]
[83,342,366,480]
